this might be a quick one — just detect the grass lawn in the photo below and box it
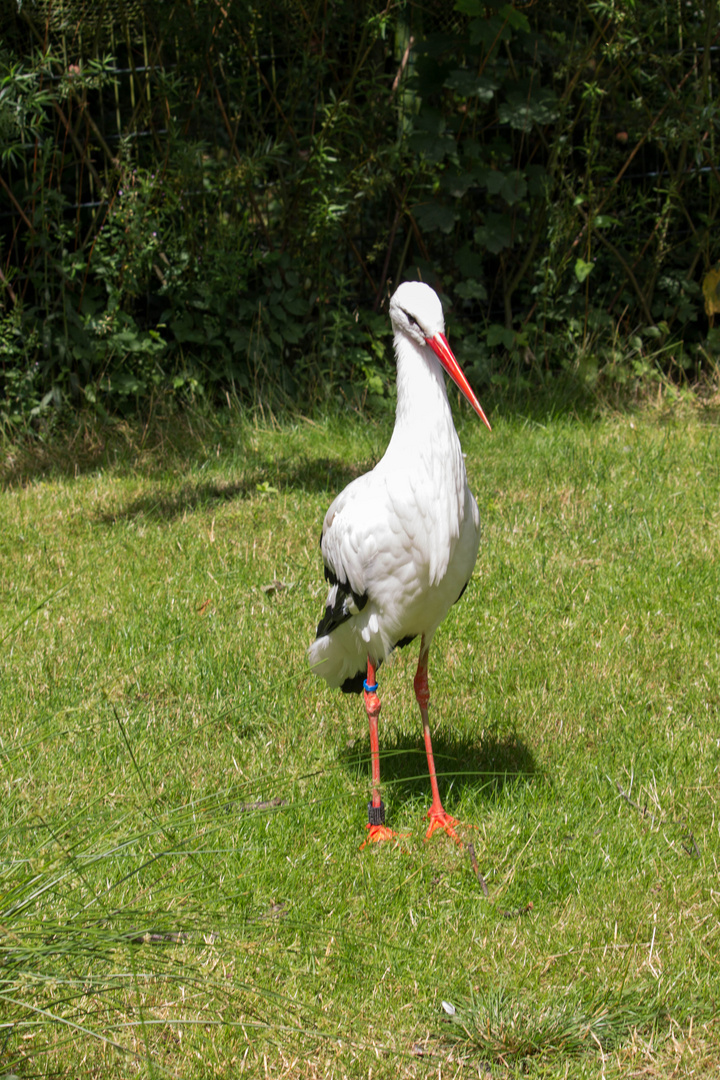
[1,402,719,1078]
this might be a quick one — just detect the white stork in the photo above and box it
[308,281,491,844]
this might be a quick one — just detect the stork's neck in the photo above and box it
[388,331,459,456]
[382,327,471,552]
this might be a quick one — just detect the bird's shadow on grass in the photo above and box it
[338,729,538,809]
[95,457,371,524]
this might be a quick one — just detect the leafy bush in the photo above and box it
[1,0,719,426]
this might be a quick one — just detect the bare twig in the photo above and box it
[613,777,699,857]
[388,34,415,101]
[615,779,653,823]
[500,902,534,919]
[0,266,18,306]
[467,842,489,896]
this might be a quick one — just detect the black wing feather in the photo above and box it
[322,562,367,612]
[315,529,372,693]
[340,670,366,694]
[454,579,469,605]
[315,564,369,640]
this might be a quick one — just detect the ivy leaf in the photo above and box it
[227,328,250,353]
[499,88,559,132]
[413,202,458,234]
[500,170,527,205]
[456,279,488,301]
[444,68,475,95]
[484,171,506,195]
[411,108,456,162]
[454,0,483,13]
[409,131,456,164]
[440,170,478,198]
[170,314,205,344]
[594,214,621,229]
[280,321,305,344]
[444,69,498,102]
[412,108,446,135]
[283,296,310,316]
[499,3,530,32]
[574,258,594,282]
[486,324,515,348]
[474,213,513,253]
[481,168,527,204]
[498,96,532,131]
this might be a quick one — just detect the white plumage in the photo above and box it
[308,281,490,843]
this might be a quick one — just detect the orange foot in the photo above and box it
[425,808,462,842]
[360,824,410,849]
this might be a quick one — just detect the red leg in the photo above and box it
[414,643,461,842]
[360,659,406,848]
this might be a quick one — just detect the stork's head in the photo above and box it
[389,281,491,431]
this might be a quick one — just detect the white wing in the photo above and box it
[308,460,480,689]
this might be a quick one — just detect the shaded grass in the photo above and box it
[1,404,720,1077]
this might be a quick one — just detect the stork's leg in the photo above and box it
[360,658,405,847]
[414,641,461,842]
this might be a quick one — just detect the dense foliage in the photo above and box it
[1,0,719,425]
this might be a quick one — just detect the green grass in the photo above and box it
[1,403,719,1078]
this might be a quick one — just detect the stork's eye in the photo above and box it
[402,309,421,330]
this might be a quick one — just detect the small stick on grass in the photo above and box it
[467,842,489,896]
[500,902,534,919]
[614,778,700,856]
[615,779,654,823]
[681,830,700,858]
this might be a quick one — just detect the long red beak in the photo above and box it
[426,332,492,431]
